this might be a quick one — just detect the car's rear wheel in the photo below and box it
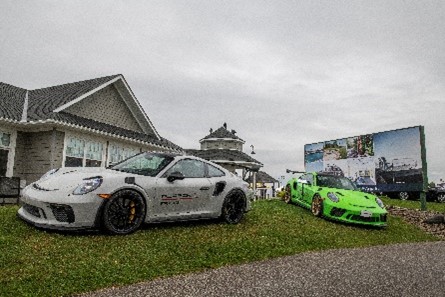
[437,193,445,203]
[102,190,146,235]
[284,184,292,204]
[399,191,409,201]
[311,195,323,217]
[221,189,246,224]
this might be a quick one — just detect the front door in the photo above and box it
[152,159,212,220]
[301,173,315,205]
[0,149,8,176]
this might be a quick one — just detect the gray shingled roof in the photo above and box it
[201,126,244,142]
[245,171,278,183]
[0,75,181,151]
[185,149,262,166]
[27,74,121,120]
[0,82,27,121]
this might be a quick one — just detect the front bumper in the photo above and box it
[324,204,388,227]
[17,187,104,230]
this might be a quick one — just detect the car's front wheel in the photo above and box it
[311,195,323,217]
[221,189,246,224]
[437,193,445,203]
[102,190,146,235]
[284,184,292,204]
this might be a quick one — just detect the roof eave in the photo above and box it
[2,119,181,152]
[116,76,162,140]
[199,137,245,144]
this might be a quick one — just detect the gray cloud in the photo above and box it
[1,0,445,182]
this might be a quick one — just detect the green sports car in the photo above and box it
[284,172,387,226]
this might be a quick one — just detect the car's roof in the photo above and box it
[146,151,227,169]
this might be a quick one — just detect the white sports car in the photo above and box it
[18,152,252,234]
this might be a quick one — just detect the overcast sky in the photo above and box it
[1,0,444,183]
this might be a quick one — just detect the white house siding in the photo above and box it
[201,140,242,151]
[65,84,144,133]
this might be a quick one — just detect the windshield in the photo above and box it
[110,153,175,176]
[316,175,357,191]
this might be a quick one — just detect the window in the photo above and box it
[85,142,103,167]
[65,137,103,167]
[299,173,313,185]
[110,153,174,176]
[108,145,139,166]
[0,132,11,176]
[0,132,10,147]
[208,164,225,177]
[164,159,206,178]
[65,138,85,167]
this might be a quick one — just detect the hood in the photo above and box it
[32,167,122,191]
[322,188,378,208]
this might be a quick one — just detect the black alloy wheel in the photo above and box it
[102,190,146,235]
[222,190,246,224]
[311,195,323,217]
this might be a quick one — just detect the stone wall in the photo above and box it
[13,130,65,184]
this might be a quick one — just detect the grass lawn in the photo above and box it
[1,199,441,297]
[380,196,445,212]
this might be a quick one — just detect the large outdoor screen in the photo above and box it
[304,126,426,193]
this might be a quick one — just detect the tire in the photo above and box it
[221,189,246,224]
[437,193,445,203]
[311,195,323,217]
[284,184,292,204]
[102,190,146,235]
[399,192,409,201]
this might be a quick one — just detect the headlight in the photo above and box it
[375,197,385,208]
[73,177,103,195]
[327,192,339,202]
[40,168,59,180]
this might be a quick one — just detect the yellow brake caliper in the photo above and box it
[129,201,136,223]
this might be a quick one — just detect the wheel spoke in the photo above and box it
[311,196,322,217]
[103,191,146,234]
[223,193,245,223]
[285,185,291,203]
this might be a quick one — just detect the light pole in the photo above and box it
[279,175,285,189]
[251,145,257,200]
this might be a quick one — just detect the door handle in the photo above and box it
[200,187,210,191]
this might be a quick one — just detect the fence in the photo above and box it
[0,177,20,205]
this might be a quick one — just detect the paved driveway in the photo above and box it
[79,241,445,297]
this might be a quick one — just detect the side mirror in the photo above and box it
[167,172,185,183]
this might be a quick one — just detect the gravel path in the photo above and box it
[78,241,445,297]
